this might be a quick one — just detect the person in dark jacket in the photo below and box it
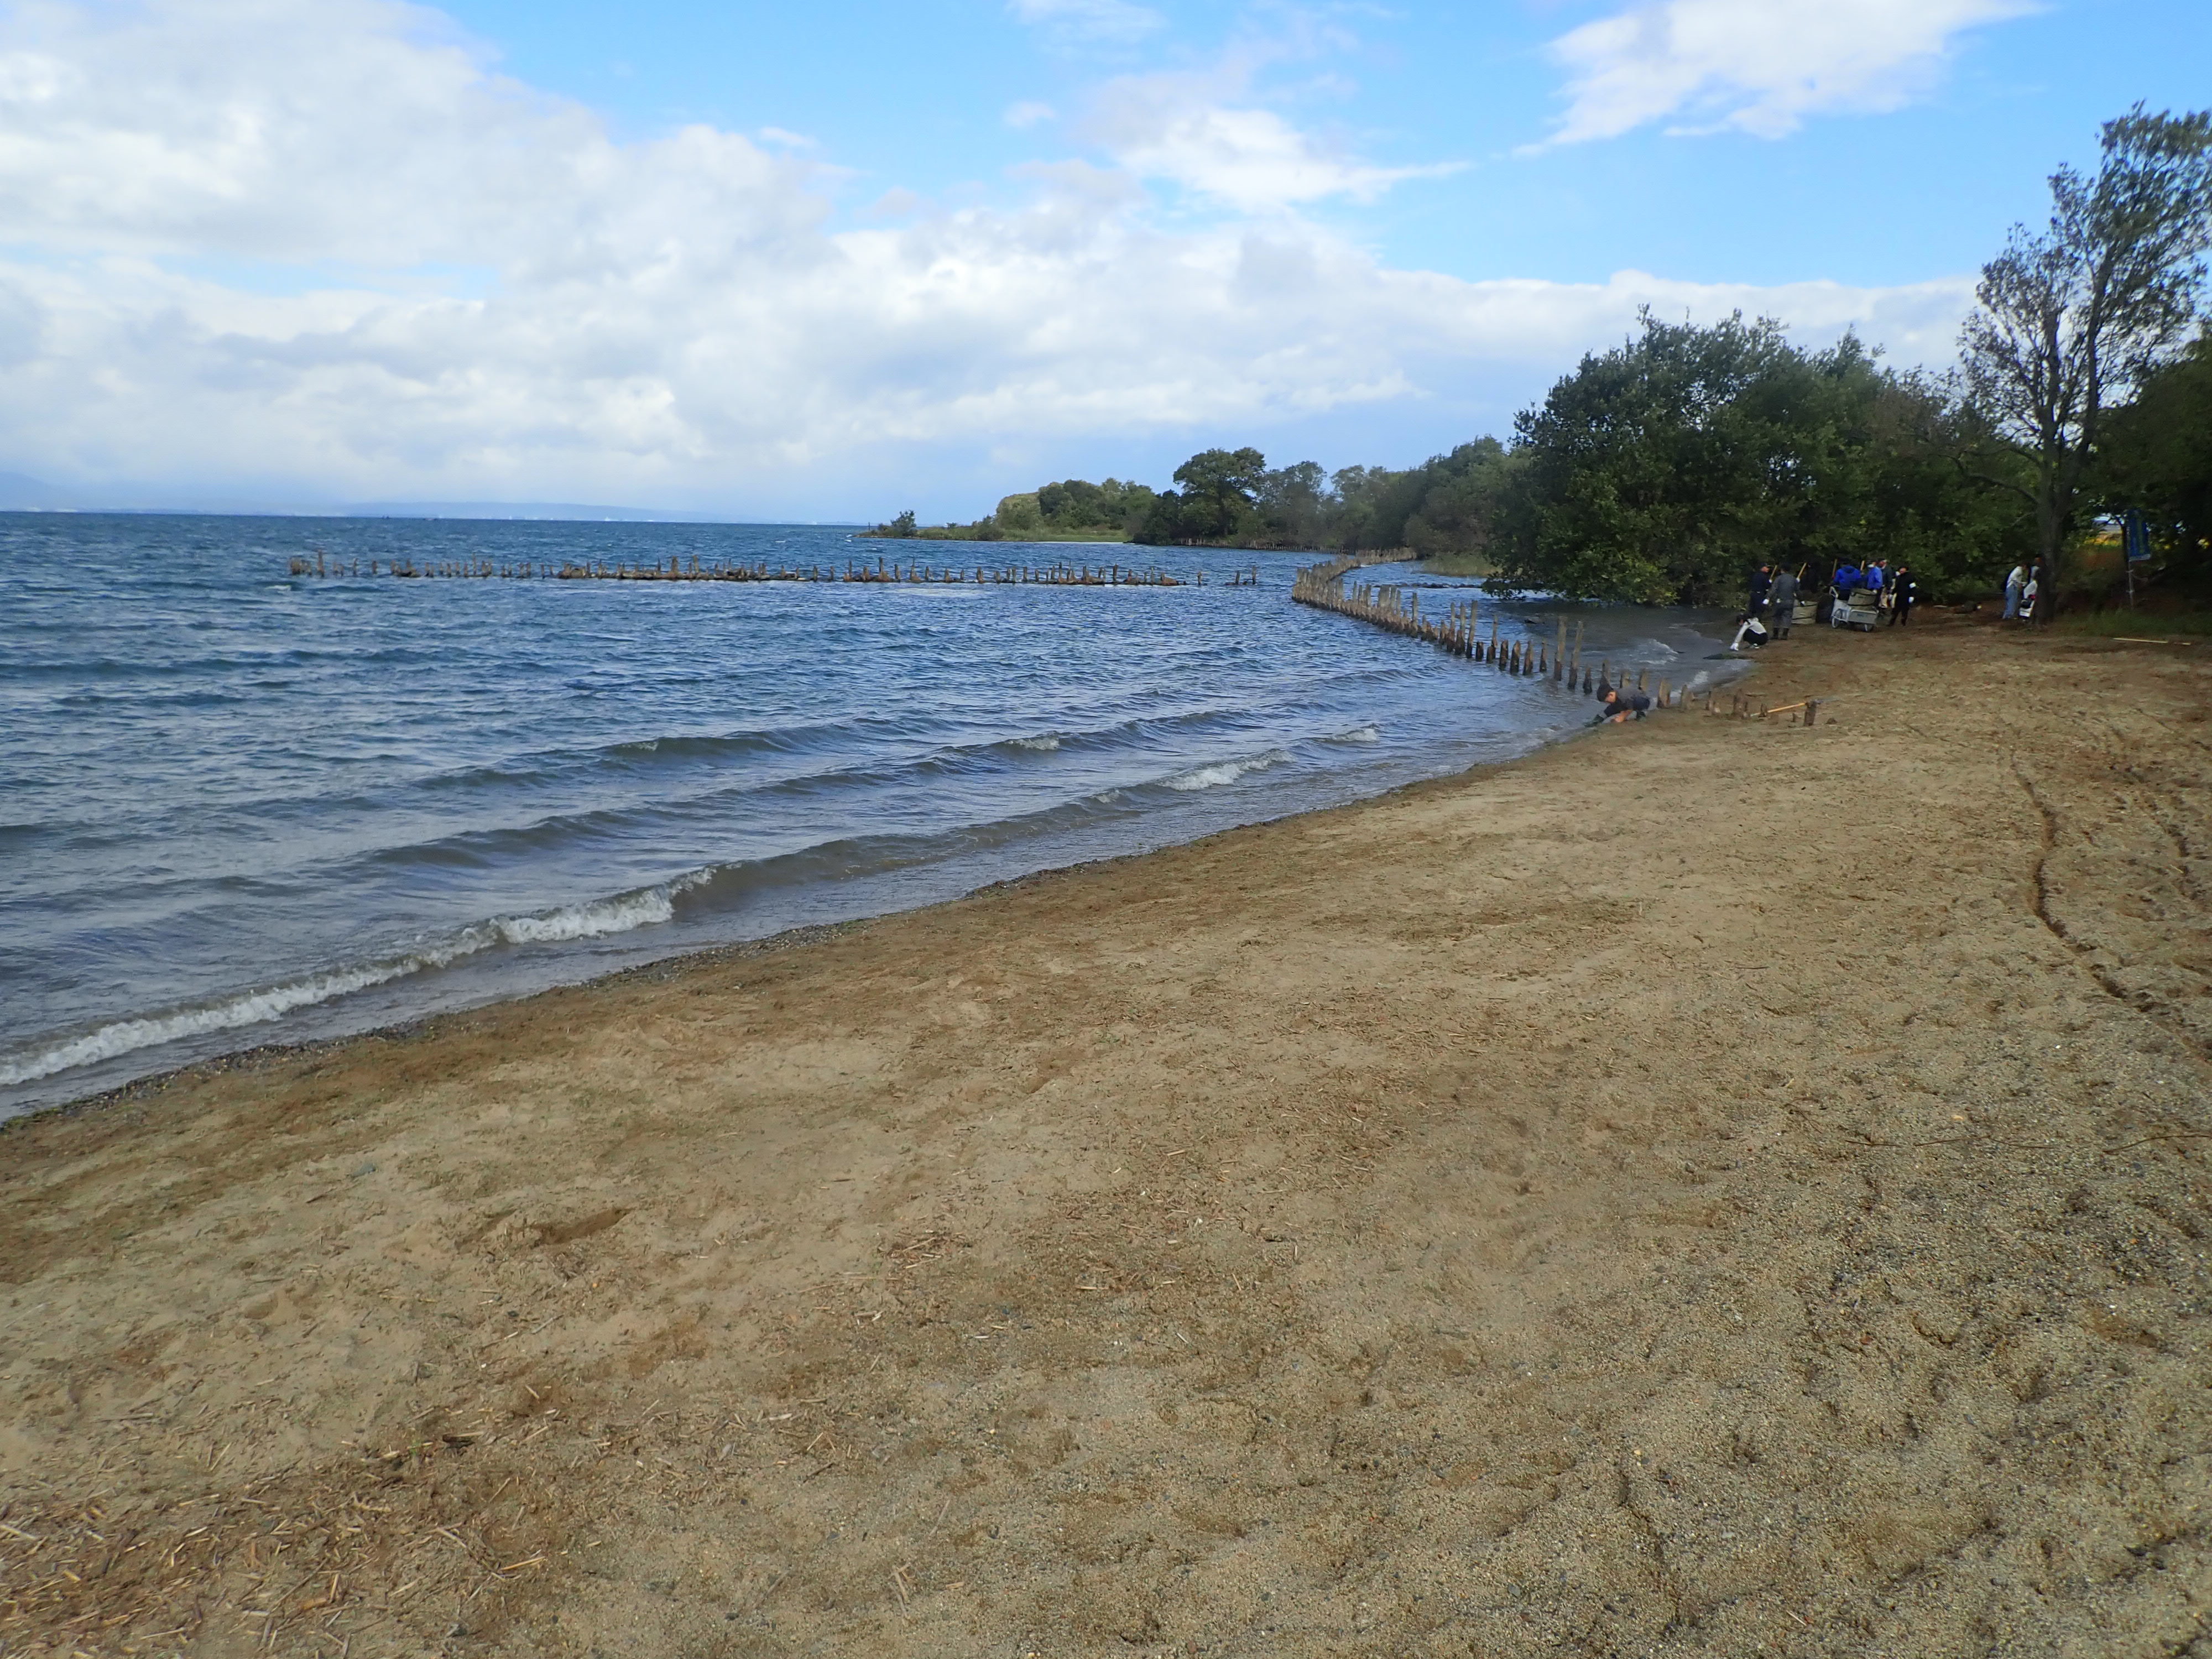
[1769,568,1799,637]
[1592,686,1653,723]
[1888,565,1918,625]
[1749,564,1773,617]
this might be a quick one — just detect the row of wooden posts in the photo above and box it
[1290,559,1824,718]
[1290,561,1645,690]
[285,552,1210,587]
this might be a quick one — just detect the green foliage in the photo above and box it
[1253,460,1329,547]
[1489,311,2033,603]
[995,492,1045,535]
[2091,332,2212,592]
[885,509,917,538]
[1049,477,1155,534]
[1403,440,1517,559]
[1960,103,2212,587]
[1127,442,1525,554]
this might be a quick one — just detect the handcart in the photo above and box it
[1830,592,1880,631]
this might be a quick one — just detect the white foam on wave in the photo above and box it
[1321,724,1381,745]
[490,876,699,943]
[1006,734,1062,752]
[1162,750,1289,792]
[0,873,709,1088]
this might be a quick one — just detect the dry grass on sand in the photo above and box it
[3,615,2210,1657]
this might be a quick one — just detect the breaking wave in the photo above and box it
[0,875,707,1087]
[1162,750,1290,792]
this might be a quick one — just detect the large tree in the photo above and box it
[1170,447,1268,541]
[1496,311,1839,602]
[1959,105,2212,598]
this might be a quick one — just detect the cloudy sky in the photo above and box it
[0,0,2203,518]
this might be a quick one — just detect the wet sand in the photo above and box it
[3,615,2209,1658]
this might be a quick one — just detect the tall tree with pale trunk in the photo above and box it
[1960,105,2212,603]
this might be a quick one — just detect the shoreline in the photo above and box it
[6,726,1622,1130]
[2,660,1635,1127]
[8,617,2209,1656]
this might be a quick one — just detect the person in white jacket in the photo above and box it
[2003,563,2026,619]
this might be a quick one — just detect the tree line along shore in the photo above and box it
[869,104,2212,627]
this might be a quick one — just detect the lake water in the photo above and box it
[0,515,1738,1117]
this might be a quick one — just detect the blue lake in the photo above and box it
[0,515,1735,1117]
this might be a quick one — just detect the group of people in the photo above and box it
[1829,559,1920,624]
[1728,557,1922,652]
[2002,562,2044,622]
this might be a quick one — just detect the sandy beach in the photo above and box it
[4,614,2209,1658]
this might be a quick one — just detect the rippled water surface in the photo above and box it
[1,514,1735,1115]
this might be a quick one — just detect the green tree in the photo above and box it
[2093,331,2212,591]
[1403,439,1516,557]
[1497,311,1817,602]
[1960,105,2212,598]
[1097,478,1158,534]
[1170,447,1267,541]
[1251,461,1329,546]
[1328,463,1436,552]
[885,509,917,539]
[993,492,1045,536]
[1037,479,1106,527]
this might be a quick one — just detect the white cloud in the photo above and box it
[1008,0,1164,49]
[1544,0,2037,144]
[0,0,1976,512]
[1005,100,1056,129]
[1086,69,1462,211]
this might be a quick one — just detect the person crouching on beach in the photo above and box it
[1728,612,1770,651]
[1592,686,1652,724]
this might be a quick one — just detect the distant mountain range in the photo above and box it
[0,472,841,524]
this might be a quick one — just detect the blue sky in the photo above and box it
[444,0,2192,285]
[0,0,2203,517]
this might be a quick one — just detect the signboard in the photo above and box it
[2124,510,2153,564]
